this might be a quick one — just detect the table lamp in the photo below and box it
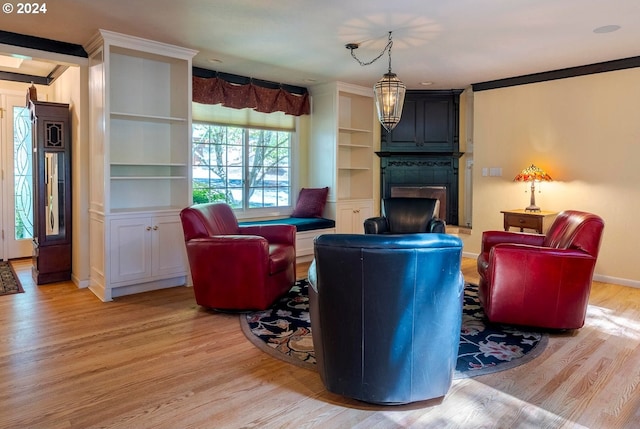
[514,164,552,212]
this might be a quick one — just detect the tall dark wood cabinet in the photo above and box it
[382,90,460,152]
[30,101,72,284]
[378,90,462,225]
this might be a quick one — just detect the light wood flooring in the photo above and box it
[0,258,639,428]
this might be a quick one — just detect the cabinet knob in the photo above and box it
[146,226,152,231]
[153,225,158,230]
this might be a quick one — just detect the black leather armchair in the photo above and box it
[308,233,464,405]
[364,197,446,234]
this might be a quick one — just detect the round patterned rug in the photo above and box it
[240,280,548,378]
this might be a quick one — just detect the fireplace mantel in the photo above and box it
[376,151,464,158]
[378,152,462,225]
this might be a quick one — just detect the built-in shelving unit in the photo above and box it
[86,29,197,301]
[309,82,375,233]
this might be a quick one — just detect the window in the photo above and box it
[192,123,292,214]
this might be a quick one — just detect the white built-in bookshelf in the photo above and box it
[86,30,197,301]
[309,82,375,233]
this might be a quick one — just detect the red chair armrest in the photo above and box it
[186,235,269,258]
[492,244,594,262]
[481,230,545,254]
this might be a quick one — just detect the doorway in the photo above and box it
[1,92,34,260]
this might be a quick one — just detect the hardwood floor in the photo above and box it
[1,258,639,428]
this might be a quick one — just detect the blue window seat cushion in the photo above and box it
[240,217,335,232]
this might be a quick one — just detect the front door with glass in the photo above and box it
[0,93,34,260]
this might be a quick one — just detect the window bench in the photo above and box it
[240,217,336,261]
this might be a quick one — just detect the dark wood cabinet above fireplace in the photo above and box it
[381,90,462,153]
[377,90,463,226]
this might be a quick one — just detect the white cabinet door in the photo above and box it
[351,201,373,233]
[110,217,152,283]
[336,204,355,234]
[336,200,373,234]
[152,215,187,277]
[110,215,187,285]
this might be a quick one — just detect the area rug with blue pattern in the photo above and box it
[240,280,548,378]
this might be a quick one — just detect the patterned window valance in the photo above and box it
[192,74,310,117]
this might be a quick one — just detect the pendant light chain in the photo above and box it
[347,32,394,68]
[345,31,406,132]
[387,32,393,74]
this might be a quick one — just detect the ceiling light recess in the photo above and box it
[593,25,621,34]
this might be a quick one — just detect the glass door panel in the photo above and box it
[14,105,34,241]
[0,94,34,259]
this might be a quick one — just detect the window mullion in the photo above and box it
[243,128,250,211]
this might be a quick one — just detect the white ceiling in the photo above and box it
[1,0,639,89]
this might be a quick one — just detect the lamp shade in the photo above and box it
[513,164,552,182]
[514,164,552,212]
[374,72,406,132]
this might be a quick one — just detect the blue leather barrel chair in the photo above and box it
[308,233,464,405]
[364,197,446,234]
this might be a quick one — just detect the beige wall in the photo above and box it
[49,66,90,287]
[296,114,311,189]
[0,80,49,97]
[461,67,640,286]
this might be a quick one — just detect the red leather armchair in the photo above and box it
[180,203,296,311]
[477,210,604,329]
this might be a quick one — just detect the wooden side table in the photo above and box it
[501,209,558,234]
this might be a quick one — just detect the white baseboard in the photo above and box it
[592,274,640,289]
[72,274,90,289]
[110,276,187,299]
[296,254,314,263]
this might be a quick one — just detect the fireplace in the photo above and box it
[377,153,461,225]
[391,186,447,221]
[377,89,463,225]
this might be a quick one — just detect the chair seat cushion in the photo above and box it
[269,243,296,274]
[241,217,335,232]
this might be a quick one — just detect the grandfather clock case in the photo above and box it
[30,101,71,284]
